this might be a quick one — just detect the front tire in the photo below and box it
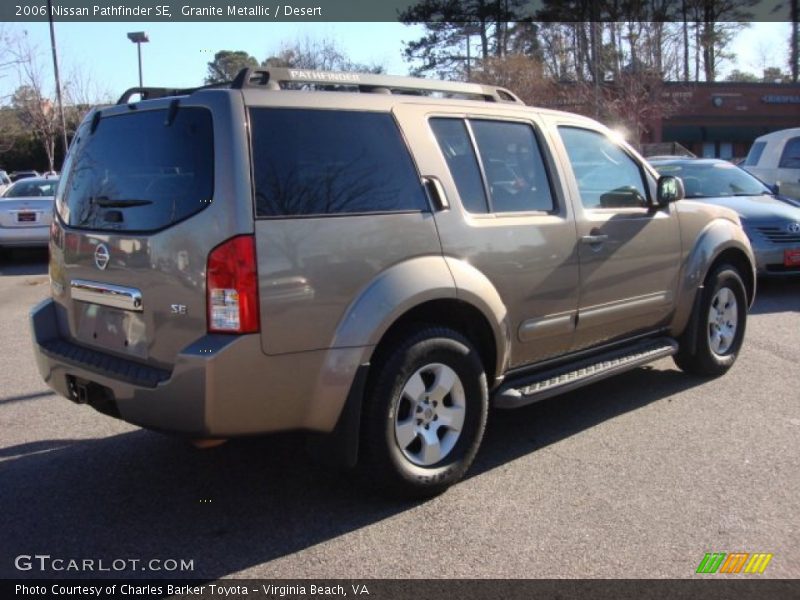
[360,326,488,498]
[674,264,748,377]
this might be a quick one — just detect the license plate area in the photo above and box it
[74,303,148,359]
[784,249,800,267]
[16,212,37,223]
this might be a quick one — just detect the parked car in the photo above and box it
[743,128,800,200]
[0,170,11,195]
[9,170,40,182]
[0,177,58,249]
[30,68,755,497]
[651,157,800,277]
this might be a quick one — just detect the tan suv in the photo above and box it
[30,69,755,496]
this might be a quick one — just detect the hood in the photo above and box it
[690,194,800,222]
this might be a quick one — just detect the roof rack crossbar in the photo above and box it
[116,80,233,105]
[230,68,524,105]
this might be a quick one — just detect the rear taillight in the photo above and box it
[206,235,260,333]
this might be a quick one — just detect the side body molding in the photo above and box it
[670,217,756,337]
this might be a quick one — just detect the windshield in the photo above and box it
[57,107,213,232]
[653,162,770,198]
[3,179,59,198]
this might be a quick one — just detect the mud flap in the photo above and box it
[306,363,369,469]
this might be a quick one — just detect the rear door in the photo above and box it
[50,91,253,370]
[394,103,581,368]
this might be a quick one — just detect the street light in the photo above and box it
[126,31,149,88]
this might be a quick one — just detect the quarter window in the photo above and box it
[250,109,428,217]
[559,127,648,209]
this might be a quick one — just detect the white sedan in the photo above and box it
[0,177,58,249]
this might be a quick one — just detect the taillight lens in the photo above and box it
[206,235,260,333]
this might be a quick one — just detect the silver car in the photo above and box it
[651,158,800,276]
[0,177,57,249]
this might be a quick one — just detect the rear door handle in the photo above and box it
[422,176,449,211]
[580,234,609,244]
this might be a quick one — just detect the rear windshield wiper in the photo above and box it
[92,196,153,208]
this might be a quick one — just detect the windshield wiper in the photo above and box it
[92,196,153,207]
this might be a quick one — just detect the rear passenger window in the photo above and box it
[250,109,428,217]
[470,120,554,212]
[559,127,648,209]
[430,118,489,213]
[430,118,554,214]
[778,137,800,169]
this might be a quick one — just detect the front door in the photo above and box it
[555,125,681,350]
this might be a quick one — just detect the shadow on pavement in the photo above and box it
[0,248,48,277]
[750,277,800,315]
[0,363,704,580]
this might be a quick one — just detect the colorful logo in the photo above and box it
[696,552,773,574]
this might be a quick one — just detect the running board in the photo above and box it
[493,337,678,409]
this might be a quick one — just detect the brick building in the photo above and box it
[650,82,800,160]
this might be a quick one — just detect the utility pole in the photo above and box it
[46,0,69,168]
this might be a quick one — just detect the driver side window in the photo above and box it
[559,126,648,209]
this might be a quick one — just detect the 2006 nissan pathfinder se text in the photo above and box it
[31,69,756,497]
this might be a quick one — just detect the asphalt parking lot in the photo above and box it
[0,248,797,580]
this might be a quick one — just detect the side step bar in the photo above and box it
[493,337,678,409]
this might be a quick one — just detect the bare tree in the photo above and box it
[264,36,383,73]
[9,36,62,172]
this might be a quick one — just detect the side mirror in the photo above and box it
[656,175,684,206]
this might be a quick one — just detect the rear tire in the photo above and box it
[360,326,488,498]
[674,264,747,377]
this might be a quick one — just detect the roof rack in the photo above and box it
[116,80,232,105]
[116,68,525,106]
[231,68,524,104]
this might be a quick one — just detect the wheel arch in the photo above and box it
[671,218,756,339]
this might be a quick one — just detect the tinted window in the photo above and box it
[250,109,427,217]
[58,108,213,232]
[470,120,554,212]
[559,127,648,209]
[744,141,766,166]
[653,162,770,198]
[778,137,800,169]
[430,118,489,213]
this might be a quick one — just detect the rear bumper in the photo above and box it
[30,298,366,437]
[0,225,49,247]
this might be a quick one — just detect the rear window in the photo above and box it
[57,107,213,232]
[250,108,428,217]
[4,179,58,198]
[744,141,766,166]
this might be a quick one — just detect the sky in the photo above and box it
[0,21,793,103]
